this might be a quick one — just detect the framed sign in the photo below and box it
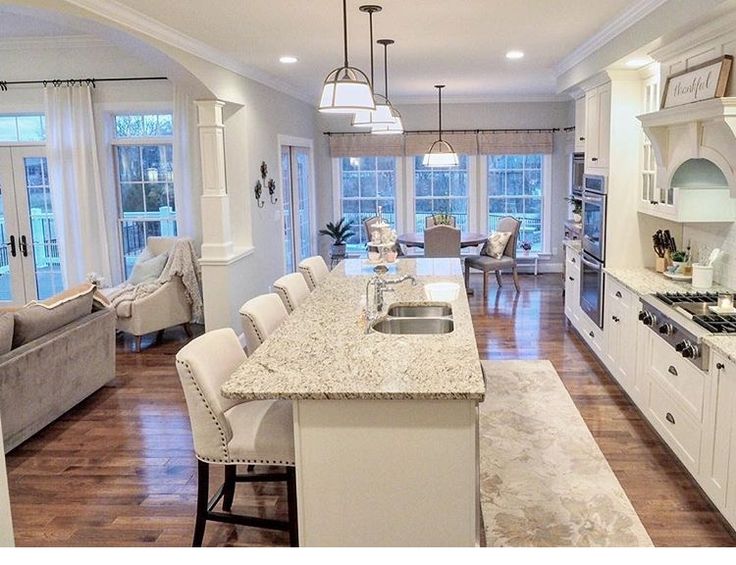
[662,55,733,109]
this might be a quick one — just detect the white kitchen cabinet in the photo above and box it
[574,96,586,153]
[584,82,611,172]
[603,277,637,396]
[701,351,736,514]
[564,247,581,326]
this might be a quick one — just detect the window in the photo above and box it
[414,154,469,232]
[113,113,176,277]
[339,157,396,254]
[0,115,46,142]
[488,154,544,252]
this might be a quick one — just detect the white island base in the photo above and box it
[293,398,480,547]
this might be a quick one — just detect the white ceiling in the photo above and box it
[92,0,638,101]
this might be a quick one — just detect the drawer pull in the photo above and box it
[668,365,678,377]
[612,315,620,323]
[569,276,575,281]
[589,331,595,338]
[591,157,598,162]
[716,362,725,371]
[572,257,576,263]
[615,291,622,298]
[665,412,676,425]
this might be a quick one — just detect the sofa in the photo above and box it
[0,285,116,453]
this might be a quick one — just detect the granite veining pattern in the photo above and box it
[703,335,736,364]
[221,258,485,401]
[604,267,731,296]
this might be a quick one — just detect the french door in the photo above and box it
[280,142,314,273]
[0,146,63,305]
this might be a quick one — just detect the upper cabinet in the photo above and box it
[574,96,586,153]
[584,82,612,172]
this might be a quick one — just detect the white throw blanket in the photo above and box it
[107,239,204,323]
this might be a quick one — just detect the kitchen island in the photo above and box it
[222,258,485,546]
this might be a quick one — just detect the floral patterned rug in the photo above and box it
[479,360,653,547]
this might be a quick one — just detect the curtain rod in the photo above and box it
[0,76,168,92]
[323,127,561,136]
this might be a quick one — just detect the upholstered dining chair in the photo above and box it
[272,272,310,313]
[298,256,330,291]
[424,225,461,258]
[464,216,522,297]
[425,214,457,228]
[175,328,297,546]
[239,293,289,356]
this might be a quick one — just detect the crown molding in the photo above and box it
[64,0,313,105]
[393,93,570,105]
[554,0,670,77]
[0,34,106,50]
[649,8,736,62]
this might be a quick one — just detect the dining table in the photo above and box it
[397,231,488,249]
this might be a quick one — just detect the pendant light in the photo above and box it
[422,85,458,166]
[370,39,404,135]
[319,0,376,113]
[352,6,390,127]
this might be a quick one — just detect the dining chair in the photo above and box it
[298,256,330,291]
[424,225,461,258]
[239,293,289,356]
[464,216,522,297]
[175,328,298,546]
[272,272,311,313]
[425,214,457,228]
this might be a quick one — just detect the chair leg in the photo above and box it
[134,335,142,353]
[286,467,299,547]
[464,261,470,289]
[483,271,488,299]
[222,465,236,512]
[193,460,209,547]
[495,270,503,287]
[512,266,521,292]
[155,329,165,344]
[182,323,193,338]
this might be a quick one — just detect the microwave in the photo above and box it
[571,153,584,198]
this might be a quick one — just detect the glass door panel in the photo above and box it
[281,146,296,273]
[280,143,314,273]
[294,147,313,260]
[0,148,25,305]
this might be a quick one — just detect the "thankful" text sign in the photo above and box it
[662,55,732,109]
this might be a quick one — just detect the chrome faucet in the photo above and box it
[366,273,417,319]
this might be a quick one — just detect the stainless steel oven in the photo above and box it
[571,153,584,198]
[580,251,604,328]
[582,174,607,262]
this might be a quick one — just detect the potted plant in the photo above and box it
[433,213,454,226]
[565,196,583,223]
[520,241,533,255]
[319,217,355,258]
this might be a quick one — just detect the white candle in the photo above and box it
[718,293,733,310]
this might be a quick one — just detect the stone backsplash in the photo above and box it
[682,223,735,288]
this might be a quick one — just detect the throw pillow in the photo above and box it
[128,252,168,285]
[13,283,96,348]
[0,312,14,355]
[484,231,512,259]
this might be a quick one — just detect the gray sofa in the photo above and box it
[0,306,116,453]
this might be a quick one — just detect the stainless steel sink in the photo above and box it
[386,302,452,318]
[369,317,454,335]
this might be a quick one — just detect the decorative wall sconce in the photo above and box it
[254,179,265,208]
[268,178,278,204]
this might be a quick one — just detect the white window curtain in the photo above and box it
[173,86,201,242]
[44,85,112,288]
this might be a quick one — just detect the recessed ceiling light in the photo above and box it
[506,50,524,60]
[625,57,652,68]
[279,56,298,64]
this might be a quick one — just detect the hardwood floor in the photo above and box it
[5,274,736,546]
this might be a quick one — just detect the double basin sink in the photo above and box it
[369,303,454,335]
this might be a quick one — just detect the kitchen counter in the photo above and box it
[222,258,485,401]
[563,239,582,253]
[604,267,730,296]
[704,335,736,363]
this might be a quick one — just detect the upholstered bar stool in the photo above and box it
[272,273,311,313]
[239,293,289,356]
[175,328,297,546]
[298,256,330,291]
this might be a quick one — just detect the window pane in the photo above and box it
[342,173,359,198]
[143,114,159,136]
[507,171,523,195]
[489,171,504,196]
[0,117,16,141]
[524,170,542,196]
[17,116,44,141]
[414,155,469,232]
[115,113,173,138]
[121,183,145,213]
[507,155,524,169]
[158,114,173,135]
[359,172,376,198]
[117,146,142,182]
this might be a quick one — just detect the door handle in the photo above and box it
[19,235,28,257]
[591,157,598,162]
[668,365,678,376]
[6,235,16,258]
[665,412,676,425]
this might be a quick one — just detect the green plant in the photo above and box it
[433,213,455,226]
[672,250,687,262]
[319,217,356,245]
[565,196,582,215]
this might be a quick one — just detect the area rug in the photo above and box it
[479,359,653,547]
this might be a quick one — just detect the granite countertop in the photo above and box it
[703,335,736,363]
[562,239,582,253]
[604,267,731,296]
[221,258,485,402]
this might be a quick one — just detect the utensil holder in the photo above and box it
[692,265,714,289]
[655,256,666,273]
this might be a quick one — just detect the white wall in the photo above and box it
[316,100,574,271]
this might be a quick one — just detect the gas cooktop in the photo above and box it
[652,292,736,335]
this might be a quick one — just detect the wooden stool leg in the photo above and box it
[193,460,209,547]
[286,467,299,547]
[134,335,142,353]
[512,265,521,292]
[483,271,488,299]
[222,465,236,512]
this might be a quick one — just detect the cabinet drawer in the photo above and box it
[565,247,581,271]
[605,276,636,309]
[648,379,702,474]
[650,335,706,421]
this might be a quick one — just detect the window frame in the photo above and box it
[0,113,47,146]
[332,156,403,253]
[479,154,552,255]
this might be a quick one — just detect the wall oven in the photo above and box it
[580,174,607,328]
[571,153,585,198]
